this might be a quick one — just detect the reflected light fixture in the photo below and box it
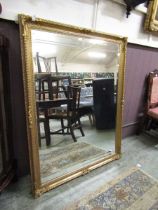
[88,52,106,58]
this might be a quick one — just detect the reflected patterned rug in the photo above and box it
[65,168,158,210]
[39,142,111,182]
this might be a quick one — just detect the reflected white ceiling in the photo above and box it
[31,30,120,66]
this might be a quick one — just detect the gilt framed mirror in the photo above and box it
[19,14,127,197]
[145,0,158,32]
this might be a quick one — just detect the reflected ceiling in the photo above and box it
[32,30,119,65]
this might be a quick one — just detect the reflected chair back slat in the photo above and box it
[35,74,71,100]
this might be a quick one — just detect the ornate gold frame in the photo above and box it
[145,0,158,32]
[18,14,127,197]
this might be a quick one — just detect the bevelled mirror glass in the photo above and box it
[19,14,127,197]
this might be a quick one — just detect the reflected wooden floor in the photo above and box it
[39,116,115,183]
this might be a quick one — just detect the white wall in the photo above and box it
[1,0,158,48]
[34,60,115,73]
[58,62,109,73]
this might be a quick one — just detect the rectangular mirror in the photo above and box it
[19,14,127,197]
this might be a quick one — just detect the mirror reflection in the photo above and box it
[31,30,120,184]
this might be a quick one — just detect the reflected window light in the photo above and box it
[88,52,106,58]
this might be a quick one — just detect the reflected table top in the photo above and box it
[36,98,71,109]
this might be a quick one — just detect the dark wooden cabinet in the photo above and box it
[0,35,15,193]
[93,79,115,129]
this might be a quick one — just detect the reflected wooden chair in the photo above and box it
[35,75,75,145]
[47,85,85,142]
[144,69,158,130]
[36,103,51,147]
[35,73,52,146]
[35,73,52,100]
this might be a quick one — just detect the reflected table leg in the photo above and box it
[44,111,51,146]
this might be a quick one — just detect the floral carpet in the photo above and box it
[65,168,158,210]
